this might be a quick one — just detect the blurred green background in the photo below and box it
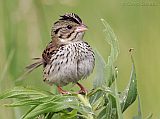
[0,0,160,118]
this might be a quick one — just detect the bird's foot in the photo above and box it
[77,89,88,95]
[57,86,71,94]
[77,82,88,95]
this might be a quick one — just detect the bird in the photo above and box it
[26,13,95,94]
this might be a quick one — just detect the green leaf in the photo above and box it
[97,94,117,119]
[21,106,38,119]
[92,19,121,119]
[132,95,142,119]
[120,52,137,112]
[22,95,86,119]
[93,50,107,88]
[5,96,53,107]
[0,87,93,119]
[61,109,78,119]
[89,89,104,107]
[101,19,120,87]
[88,87,114,108]
[97,107,108,119]
[93,19,119,89]
[0,87,53,100]
[50,113,61,119]
[98,96,111,119]
[113,79,123,119]
[92,93,104,111]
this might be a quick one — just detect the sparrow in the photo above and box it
[27,13,95,94]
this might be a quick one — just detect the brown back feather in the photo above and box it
[42,41,59,66]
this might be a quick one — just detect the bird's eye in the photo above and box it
[67,25,72,29]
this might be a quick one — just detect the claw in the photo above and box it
[77,82,88,95]
[57,86,71,94]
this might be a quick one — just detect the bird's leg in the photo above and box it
[57,86,71,94]
[77,82,88,94]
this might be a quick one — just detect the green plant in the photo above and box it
[0,19,137,119]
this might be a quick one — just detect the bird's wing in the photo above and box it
[25,41,58,73]
[42,41,59,66]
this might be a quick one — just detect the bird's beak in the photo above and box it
[75,24,88,32]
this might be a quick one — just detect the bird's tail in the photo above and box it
[16,58,43,81]
[26,58,43,73]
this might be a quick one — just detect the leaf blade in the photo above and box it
[120,52,137,112]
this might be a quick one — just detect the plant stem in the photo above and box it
[77,94,94,119]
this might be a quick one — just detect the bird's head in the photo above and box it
[51,13,87,44]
